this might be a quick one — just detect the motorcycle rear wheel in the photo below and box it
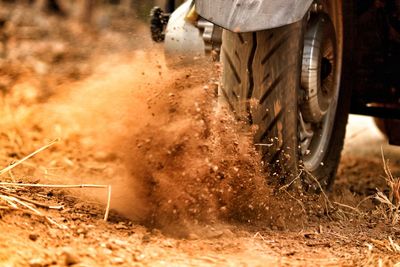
[220,1,350,189]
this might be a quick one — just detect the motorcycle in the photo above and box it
[150,0,400,189]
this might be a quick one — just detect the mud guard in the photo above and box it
[195,0,313,32]
[164,0,205,66]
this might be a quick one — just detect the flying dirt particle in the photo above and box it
[104,55,308,237]
[28,50,305,237]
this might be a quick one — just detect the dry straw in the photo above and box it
[374,147,400,224]
[0,139,112,228]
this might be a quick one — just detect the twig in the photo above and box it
[304,169,331,206]
[0,190,63,210]
[253,232,266,241]
[254,143,273,147]
[0,139,59,176]
[8,168,15,182]
[333,201,362,215]
[381,147,394,183]
[283,189,306,214]
[0,182,108,189]
[303,169,333,215]
[0,138,112,222]
[356,195,375,209]
[0,182,112,221]
[0,195,18,209]
[303,169,347,220]
[377,147,400,224]
[10,195,42,215]
[253,232,276,244]
[2,194,66,229]
[104,185,111,221]
[0,185,13,191]
[279,170,303,191]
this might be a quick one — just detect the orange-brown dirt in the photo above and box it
[1,2,400,267]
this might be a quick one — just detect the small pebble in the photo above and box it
[141,234,151,243]
[106,242,117,251]
[62,248,80,266]
[29,233,39,241]
[28,258,44,267]
[111,257,124,265]
[115,222,128,230]
[187,233,199,240]
[76,228,88,235]
[133,253,145,262]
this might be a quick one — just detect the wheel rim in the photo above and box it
[299,2,342,172]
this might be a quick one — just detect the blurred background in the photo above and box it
[0,0,185,103]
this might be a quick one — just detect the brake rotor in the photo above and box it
[299,11,340,172]
[301,13,337,124]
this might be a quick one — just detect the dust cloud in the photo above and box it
[104,51,273,236]
[18,50,299,236]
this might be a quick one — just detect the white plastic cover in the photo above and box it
[164,0,205,66]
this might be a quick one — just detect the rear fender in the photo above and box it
[195,0,313,32]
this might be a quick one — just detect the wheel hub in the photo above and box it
[301,13,337,124]
[299,11,339,171]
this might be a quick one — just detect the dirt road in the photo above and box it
[1,105,399,266]
[1,3,400,267]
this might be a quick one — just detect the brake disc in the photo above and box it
[299,11,340,172]
[301,13,337,124]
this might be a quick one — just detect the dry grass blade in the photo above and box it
[369,237,400,254]
[0,182,112,221]
[104,185,111,221]
[375,192,394,208]
[278,170,306,213]
[0,194,67,229]
[375,191,399,224]
[389,236,400,253]
[0,139,59,176]
[0,182,108,189]
[381,147,400,205]
[0,189,63,210]
[279,170,303,191]
[283,190,306,214]
[303,170,331,206]
[0,195,18,209]
[356,195,375,209]
[13,196,66,229]
[333,201,362,215]
[303,169,347,220]
[0,137,112,222]
[253,232,266,242]
[0,137,111,224]
[381,147,395,184]
[375,148,400,224]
